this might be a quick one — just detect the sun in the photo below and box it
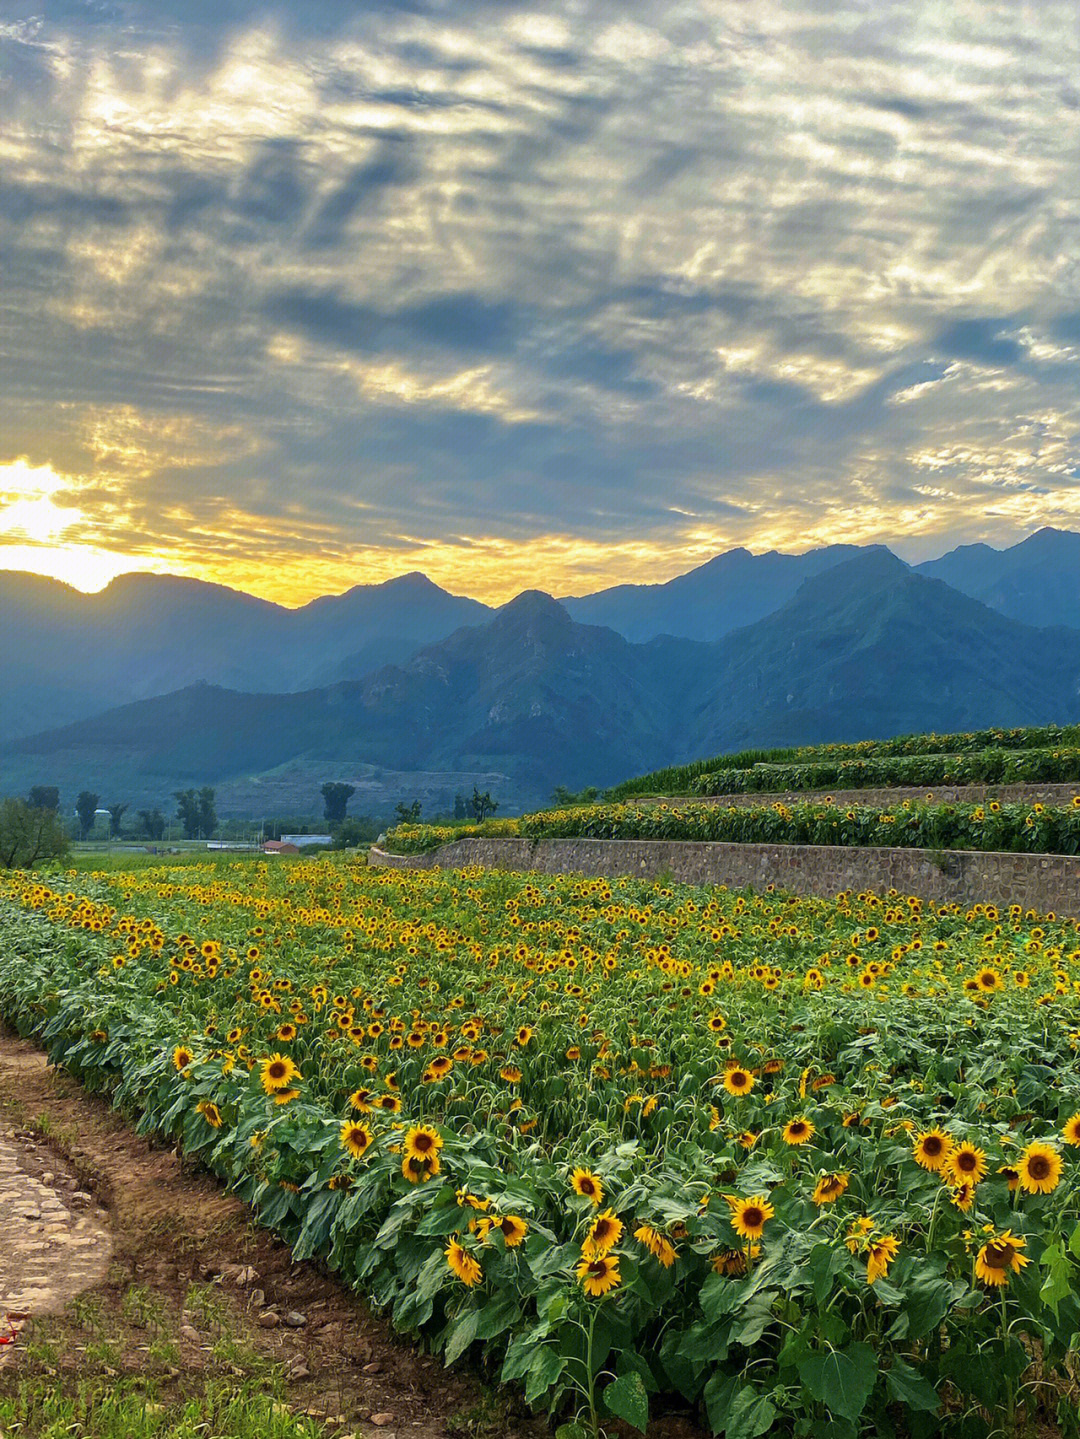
[0,456,154,592]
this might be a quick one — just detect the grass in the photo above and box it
[0,1379,328,1439]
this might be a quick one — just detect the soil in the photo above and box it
[0,1028,701,1439]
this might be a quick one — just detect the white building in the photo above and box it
[280,833,333,847]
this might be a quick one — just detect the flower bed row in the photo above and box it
[688,748,1080,797]
[385,796,1080,858]
[608,725,1080,801]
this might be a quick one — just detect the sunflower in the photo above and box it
[173,1045,194,1072]
[731,1196,774,1241]
[570,1168,604,1205]
[340,1120,373,1161]
[402,1152,441,1183]
[975,1230,1029,1287]
[723,1066,755,1096]
[499,1066,523,1084]
[634,1223,677,1267]
[445,1239,482,1287]
[260,1054,300,1094]
[195,1100,223,1129]
[275,1023,297,1042]
[582,1209,623,1258]
[404,1124,443,1161]
[947,1143,987,1186]
[811,1172,850,1206]
[272,1087,300,1105]
[998,1164,1020,1192]
[912,1128,952,1172]
[493,1214,529,1247]
[782,1117,815,1146]
[975,967,1003,992]
[865,1234,899,1285]
[575,1254,621,1297]
[1017,1141,1062,1194]
[1062,1112,1080,1147]
[711,1247,749,1276]
[349,1087,374,1113]
[845,1216,874,1253]
[949,1180,976,1212]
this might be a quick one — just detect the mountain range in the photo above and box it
[3,535,1080,818]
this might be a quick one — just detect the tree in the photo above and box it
[453,792,469,820]
[0,798,69,869]
[175,788,217,839]
[321,782,355,826]
[174,790,199,838]
[330,815,379,850]
[138,808,166,841]
[76,790,99,839]
[28,786,60,812]
[108,802,129,838]
[198,787,217,839]
[394,800,422,824]
[470,787,498,822]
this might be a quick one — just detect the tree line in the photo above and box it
[1,779,502,869]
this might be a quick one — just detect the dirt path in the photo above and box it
[0,1118,111,1321]
[0,1028,545,1439]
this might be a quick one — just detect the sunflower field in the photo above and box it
[3,858,1080,1438]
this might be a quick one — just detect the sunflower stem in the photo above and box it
[585,1304,601,1439]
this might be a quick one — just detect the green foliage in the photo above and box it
[691,746,1080,797]
[471,788,499,822]
[0,797,69,868]
[76,789,100,839]
[138,808,167,841]
[610,724,1080,800]
[387,795,1080,857]
[28,785,60,812]
[321,781,355,825]
[174,787,217,839]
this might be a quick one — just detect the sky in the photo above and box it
[1,1,1079,605]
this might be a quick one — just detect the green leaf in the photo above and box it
[1039,1240,1072,1317]
[443,1309,478,1367]
[885,1358,940,1413]
[725,1385,778,1439]
[603,1372,649,1433]
[894,1276,954,1341]
[555,1426,591,1439]
[798,1343,878,1423]
[524,1344,566,1406]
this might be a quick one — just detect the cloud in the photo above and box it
[0,0,1079,602]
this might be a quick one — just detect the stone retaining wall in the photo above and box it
[370,838,1080,916]
[663,782,1080,809]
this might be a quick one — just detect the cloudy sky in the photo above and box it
[1,1,1079,603]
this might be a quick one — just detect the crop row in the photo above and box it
[608,725,1080,800]
[688,748,1080,797]
[386,796,1080,857]
[3,859,1080,1436]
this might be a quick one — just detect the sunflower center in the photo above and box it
[923,1136,943,1156]
[984,1243,1010,1268]
[1029,1156,1051,1179]
[743,1207,763,1228]
[414,1133,433,1152]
